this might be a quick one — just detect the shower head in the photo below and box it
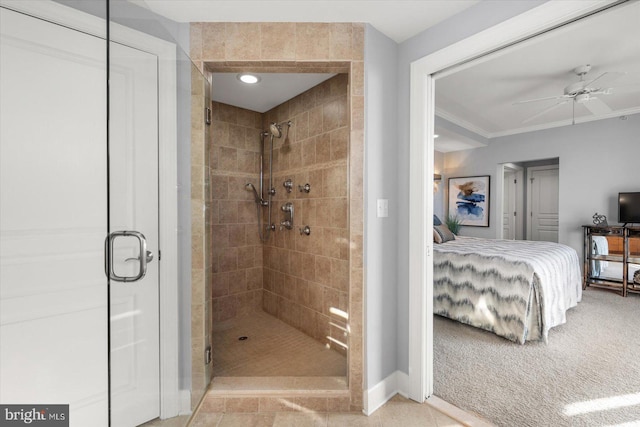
[269,122,282,138]
[245,183,261,204]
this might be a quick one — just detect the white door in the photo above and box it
[0,7,108,426]
[1,7,161,427]
[108,42,160,426]
[503,170,517,239]
[527,165,559,242]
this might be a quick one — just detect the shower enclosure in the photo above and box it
[210,73,351,379]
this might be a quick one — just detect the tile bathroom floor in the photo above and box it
[213,309,346,377]
[188,394,471,426]
[145,311,492,426]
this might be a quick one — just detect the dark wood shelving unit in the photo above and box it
[583,225,640,296]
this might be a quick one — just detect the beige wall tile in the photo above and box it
[323,97,348,132]
[330,23,352,60]
[190,23,203,61]
[295,23,330,60]
[261,23,296,60]
[225,23,261,60]
[201,23,225,60]
[351,24,365,61]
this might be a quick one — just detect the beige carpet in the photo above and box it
[213,310,347,377]
[434,289,640,427]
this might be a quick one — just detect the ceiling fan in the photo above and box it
[514,64,626,124]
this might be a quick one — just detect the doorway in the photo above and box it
[407,1,616,402]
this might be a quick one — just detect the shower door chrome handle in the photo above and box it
[125,250,154,263]
[105,230,149,282]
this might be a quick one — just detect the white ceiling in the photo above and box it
[211,73,336,113]
[139,0,640,151]
[139,0,480,43]
[435,0,640,148]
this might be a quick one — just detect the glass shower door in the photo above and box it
[0,3,109,426]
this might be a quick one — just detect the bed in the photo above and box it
[433,235,582,344]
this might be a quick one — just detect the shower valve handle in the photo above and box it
[280,220,292,230]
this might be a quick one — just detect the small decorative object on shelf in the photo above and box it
[592,213,608,227]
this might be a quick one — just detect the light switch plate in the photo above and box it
[377,199,389,218]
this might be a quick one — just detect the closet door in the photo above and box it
[0,6,109,426]
[527,165,559,242]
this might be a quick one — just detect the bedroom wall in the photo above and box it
[443,114,640,257]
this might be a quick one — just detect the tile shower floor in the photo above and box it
[213,310,347,377]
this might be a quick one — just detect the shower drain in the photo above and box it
[238,336,248,341]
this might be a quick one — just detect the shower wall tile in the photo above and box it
[210,101,263,322]
[194,22,365,412]
[201,23,225,61]
[351,95,364,131]
[261,23,296,60]
[190,23,202,61]
[330,23,352,60]
[295,23,330,60]
[224,23,261,61]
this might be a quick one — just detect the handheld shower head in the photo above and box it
[245,183,261,204]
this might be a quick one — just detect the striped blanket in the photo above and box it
[434,236,582,343]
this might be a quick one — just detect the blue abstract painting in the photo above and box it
[448,176,490,227]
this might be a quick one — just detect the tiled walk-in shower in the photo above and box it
[210,74,350,379]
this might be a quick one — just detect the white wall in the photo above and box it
[364,25,399,389]
[444,114,640,256]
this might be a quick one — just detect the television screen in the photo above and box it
[619,192,640,224]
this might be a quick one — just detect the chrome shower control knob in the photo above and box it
[283,178,294,193]
[299,226,311,236]
[298,183,311,193]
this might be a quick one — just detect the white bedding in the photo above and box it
[434,236,582,344]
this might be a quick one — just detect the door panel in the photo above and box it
[503,171,516,239]
[528,166,559,242]
[0,7,108,426]
[109,41,160,427]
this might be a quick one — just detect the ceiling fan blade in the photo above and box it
[521,100,569,124]
[584,71,625,90]
[583,97,612,116]
[513,94,569,105]
[608,83,640,94]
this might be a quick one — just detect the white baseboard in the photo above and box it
[179,389,192,416]
[364,370,410,416]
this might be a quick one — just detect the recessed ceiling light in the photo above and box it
[237,73,260,84]
[434,134,439,138]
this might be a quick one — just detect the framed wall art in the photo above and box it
[448,175,490,227]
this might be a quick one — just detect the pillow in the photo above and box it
[433,224,455,244]
[433,215,442,226]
